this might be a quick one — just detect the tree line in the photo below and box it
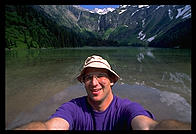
[5,5,117,50]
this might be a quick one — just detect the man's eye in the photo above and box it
[97,74,107,78]
[83,74,108,82]
[85,76,92,80]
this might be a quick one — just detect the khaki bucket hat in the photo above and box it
[77,55,120,83]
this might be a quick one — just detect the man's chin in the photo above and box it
[88,95,102,103]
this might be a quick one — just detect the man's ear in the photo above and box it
[110,82,114,86]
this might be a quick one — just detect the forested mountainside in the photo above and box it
[5,5,191,49]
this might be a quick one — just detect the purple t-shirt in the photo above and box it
[49,95,155,130]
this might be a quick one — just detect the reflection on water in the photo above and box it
[113,84,191,122]
[6,83,191,129]
[5,47,191,129]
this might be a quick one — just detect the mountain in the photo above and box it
[5,5,191,49]
[89,7,116,15]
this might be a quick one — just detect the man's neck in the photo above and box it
[87,94,114,112]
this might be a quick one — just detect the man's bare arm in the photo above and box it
[45,117,70,130]
[131,115,158,130]
[14,117,69,130]
[131,115,191,130]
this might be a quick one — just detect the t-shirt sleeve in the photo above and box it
[123,101,155,127]
[49,101,76,130]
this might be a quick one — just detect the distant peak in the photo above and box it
[73,5,89,11]
[119,5,131,8]
[89,7,116,15]
[138,5,149,8]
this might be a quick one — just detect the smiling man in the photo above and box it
[15,55,191,130]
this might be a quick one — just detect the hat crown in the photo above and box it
[84,55,111,69]
[77,55,119,83]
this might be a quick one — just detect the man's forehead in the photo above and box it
[85,68,108,75]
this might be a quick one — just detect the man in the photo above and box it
[15,55,191,130]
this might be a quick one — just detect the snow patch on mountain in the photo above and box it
[142,19,146,27]
[155,5,165,11]
[119,9,127,14]
[168,9,173,20]
[176,5,191,19]
[131,9,139,16]
[89,7,115,15]
[138,5,149,8]
[120,5,131,8]
[147,35,157,42]
[137,31,146,40]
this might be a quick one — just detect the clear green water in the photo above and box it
[5,47,191,129]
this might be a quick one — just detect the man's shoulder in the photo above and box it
[114,96,132,104]
[114,96,150,117]
[114,96,141,108]
[71,96,87,101]
[53,96,89,115]
[69,96,87,105]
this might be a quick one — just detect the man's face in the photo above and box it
[83,68,113,103]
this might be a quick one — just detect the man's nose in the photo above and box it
[91,76,99,86]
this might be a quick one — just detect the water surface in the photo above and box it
[5,47,191,129]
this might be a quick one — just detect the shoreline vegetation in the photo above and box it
[5,46,191,51]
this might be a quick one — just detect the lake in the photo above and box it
[5,47,191,129]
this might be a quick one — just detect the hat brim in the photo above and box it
[77,65,119,83]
